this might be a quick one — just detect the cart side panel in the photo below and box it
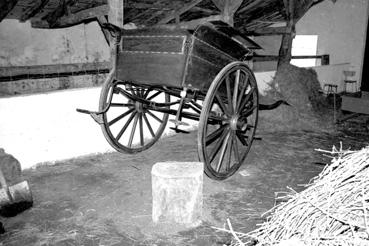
[116,53,186,88]
[116,30,189,88]
[184,24,244,91]
[184,37,236,91]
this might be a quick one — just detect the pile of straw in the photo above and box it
[217,145,369,246]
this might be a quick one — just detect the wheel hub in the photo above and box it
[230,115,239,130]
[135,101,144,112]
[229,115,248,131]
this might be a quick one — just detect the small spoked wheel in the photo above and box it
[99,81,170,153]
[198,62,259,180]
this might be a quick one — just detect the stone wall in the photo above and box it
[0,19,109,95]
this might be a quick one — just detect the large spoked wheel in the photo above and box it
[198,62,259,180]
[99,81,170,153]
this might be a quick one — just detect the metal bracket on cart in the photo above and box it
[76,80,119,124]
[169,87,190,133]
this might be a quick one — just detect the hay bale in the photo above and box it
[220,146,369,246]
[258,64,332,132]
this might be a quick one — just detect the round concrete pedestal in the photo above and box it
[151,162,203,227]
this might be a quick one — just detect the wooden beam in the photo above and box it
[31,19,54,28]
[0,62,111,82]
[277,0,295,67]
[311,0,326,8]
[254,54,326,62]
[212,0,243,13]
[237,0,264,14]
[253,55,280,62]
[295,0,315,21]
[158,0,203,24]
[245,26,288,36]
[96,16,111,45]
[161,15,223,30]
[143,9,165,25]
[125,2,165,10]
[191,6,215,15]
[43,0,67,27]
[54,5,108,27]
[212,0,243,26]
[97,16,110,45]
[108,0,124,28]
[0,0,19,22]
[283,0,289,19]
[107,0,123,69]
[20,0,50,22]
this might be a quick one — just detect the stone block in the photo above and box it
[151,162,203,227]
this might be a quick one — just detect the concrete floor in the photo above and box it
[0,128,368,246]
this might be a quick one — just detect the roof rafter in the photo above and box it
[212,0,243,25]
[0,0,19,22]
[158,0,204,24]
[237,0,264,14]
[20,0,50,22]
[54,4,107,27]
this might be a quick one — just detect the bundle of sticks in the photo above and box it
[217,145,369,246]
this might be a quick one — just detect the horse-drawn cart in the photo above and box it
[78,21,263,180]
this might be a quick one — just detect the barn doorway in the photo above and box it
[290,35,318,67]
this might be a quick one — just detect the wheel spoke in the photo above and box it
[138,88,144,97]
[225,76,233,114]
[143,88,153,98]
[108,108,135,126]
[233,69,240,112]
[215,132,231,172]
[225,133,233,171]
[239,86,256,111]
[232,133,240,163]
[208,128,229,163]
[236,131,248,146]
[128,114,139,147]
[146,110,163,123]
[198,64,258,179]
[102,84,169,153]
[116,111,137,141]
[132,86,139,97]
[139,113,144,146]
[147,91,161,101]
[124,85,135,96]
[215,93,230,115]
[206,125,227,146]
[143,113,155,137]
[237,73,249,111]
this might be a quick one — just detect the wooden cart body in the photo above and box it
[116,22,260,91]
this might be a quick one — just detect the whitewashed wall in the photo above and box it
[296,0,369,88]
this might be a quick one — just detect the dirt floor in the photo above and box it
[1,125,369,245]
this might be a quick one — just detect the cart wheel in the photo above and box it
[99,81,170,153]
[198,62,258,180]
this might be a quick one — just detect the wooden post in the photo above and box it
[107,0,124,28]
[278,0,296,68]
[107,0,123,70]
